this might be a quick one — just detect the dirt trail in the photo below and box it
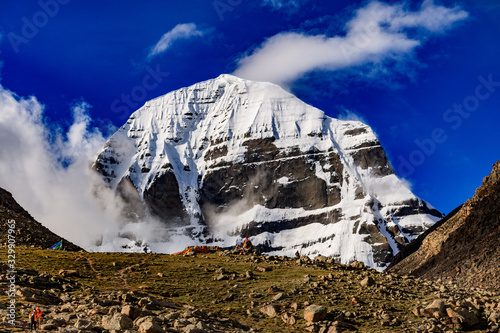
[77,254,146,291]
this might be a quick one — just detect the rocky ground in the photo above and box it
[1,247,499,332]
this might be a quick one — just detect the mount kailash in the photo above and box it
[93,74,442,269]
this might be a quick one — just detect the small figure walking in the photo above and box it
[29,308,37,332]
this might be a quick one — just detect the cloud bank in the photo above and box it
[0,85,171,251]
[234,0,468,86]
[148,23,205,59]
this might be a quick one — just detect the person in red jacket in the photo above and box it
[36,306,42,327]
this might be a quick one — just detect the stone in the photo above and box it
[41,323,57,330]
[173,318,190,329]
[327,326,342,333]
[60,303,75,312]
[305,323,319,332]
[426,299,446,313]
[163,311,181,321]
[122,293,137,303]
[489,311,500,324]
[360,276,375,287]
[75,318,93,330]
[281,312,296,325]
[413,306,423,316]
[121,304,141,320]
[304,304,327,322]
[102,313,133,330]
[135,316,161,328]
[58,269,79,277]
[58,329,79,333]
[446,307,479,328]
[349,261,365,269]
[260,304,278,318]
[139,319,166,333]
[183,324,207,333]
[315,255,328,262]
[52,313,73,324]
[273,293,285,301]
[214,274,226,281]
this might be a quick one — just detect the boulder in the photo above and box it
[102,313,133,330]
[425,299,446,317]
[273,293,285,301]
[360,276,375,287]
[260,304,278,318]
[304,304,327,322]
[121,304,141,320]
[139,319,166,333]
[40,323,57,330]
[446,307,480,328]
[134,315,161,328]
[281,312,296,325]
[75,318,93,330]
[349,261,365,269]
[315,255,328,262]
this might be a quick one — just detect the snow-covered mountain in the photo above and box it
[93,74,442,269]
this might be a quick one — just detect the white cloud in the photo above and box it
[148,23,205,59]
[234,0,468,86]
[0,86,167,251]
[261,0,306,11]
[338,108,367,124]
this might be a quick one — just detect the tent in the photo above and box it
[172,242,253,256]
[49,241,62,250]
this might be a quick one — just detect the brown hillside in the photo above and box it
[388,161,500,291]
[0,187,83,251]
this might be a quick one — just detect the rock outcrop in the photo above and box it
[93,74,442,269]
[388,161,500,291]
[0,187,82,251]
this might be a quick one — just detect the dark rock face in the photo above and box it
[200,143,343,212]
[143,172,189,226]
[0,187,82,251]
[388,161,500,291]
[198,139,345,244]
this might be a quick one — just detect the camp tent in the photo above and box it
[49,241,62,250]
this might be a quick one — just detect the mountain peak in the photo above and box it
[93,75,442,269]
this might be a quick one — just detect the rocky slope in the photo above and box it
[0,187,82,251]
[388,161,500,291]
[93,74,442,269]
[1,247,500,333]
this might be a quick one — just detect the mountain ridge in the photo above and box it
[388,161,500,291]
[0,187,83,251]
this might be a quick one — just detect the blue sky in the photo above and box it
[0,0,499,214]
